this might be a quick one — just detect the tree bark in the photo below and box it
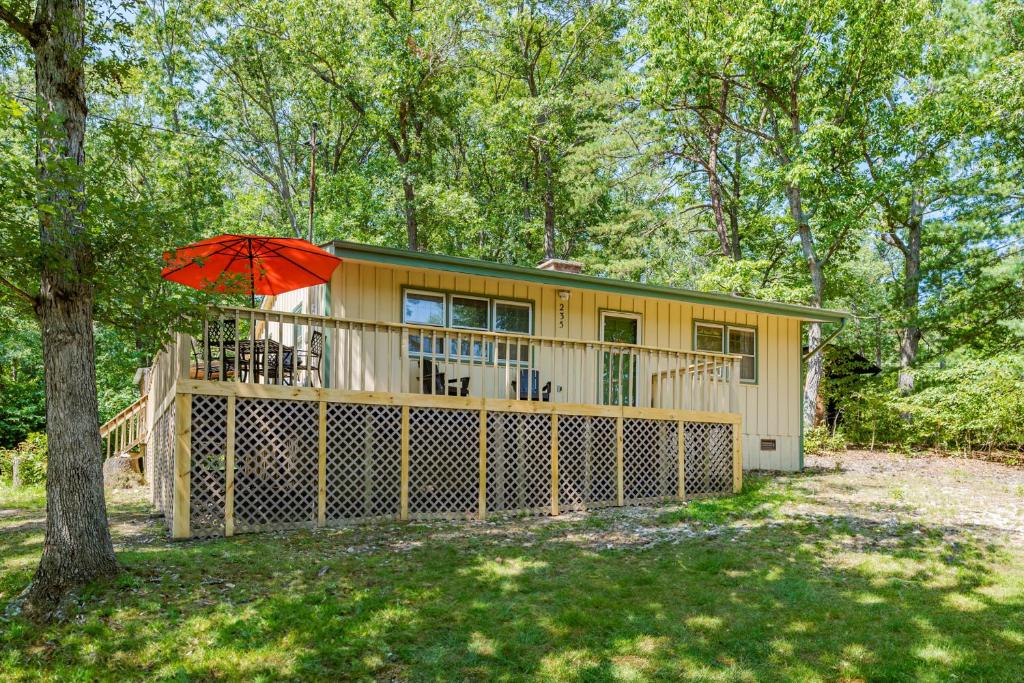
[2,0,119,620]
[897,195,923,395]
[403,174,418,251]
[786,182,827,429]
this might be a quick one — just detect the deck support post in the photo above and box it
[172,392,192,539]
[615,414,624,506]
[318,400,327,525]
[400,405,410,520]
[677,419,686,501]
[478,408,487,520]
[225,395,235,536]
[550,413,559,516]
[733,416,743,493]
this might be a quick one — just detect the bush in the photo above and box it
[833,354,1024,452]
[805,424,847,455]
[0,432,47,485]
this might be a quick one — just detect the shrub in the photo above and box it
[805,424,847,455]
[0,432,47,485]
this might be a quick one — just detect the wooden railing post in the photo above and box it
[225,394,235,536]
[478,407,487,520]
[318,400,327,526]
[172,392,192,539]
[615,414,624,506]
[400,405,410,520]
[733,416,743,493]
[550,413,559,516]
[677,419,686,501]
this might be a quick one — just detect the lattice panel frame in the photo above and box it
[486,411,552,516]
[325,403,402,522]
[623,418,678,503]
[234,398,319,532]
[408,407,479,518]
[190,395,228,536]
[557,415,618,511]
[684,422,733,497]
[151,405,175,525]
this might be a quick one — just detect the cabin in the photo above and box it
[105,240,846,539]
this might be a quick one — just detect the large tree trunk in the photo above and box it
[403,174,418,251]
[541,145,556,259]
[786,182,827,429]
[897,199,923,395]
[14,0,119,620]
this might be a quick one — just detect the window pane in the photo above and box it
[451,297,489,329]
[695,324,724,352]
[494,302,531,333]
[728,328,755,355]
[740,355,756,382]
[603,315,638,344]
[404,292,444,326]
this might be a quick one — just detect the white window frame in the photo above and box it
[600,310,642,345]
[693,321,757,384]
[449,294,491,331]
[403,289,447,328]
[492,299,533,334]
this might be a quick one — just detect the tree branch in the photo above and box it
[0,3,41,46]
[0,273,37,304]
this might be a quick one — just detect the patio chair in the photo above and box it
[420,359,470,396]
[295,330,324,386]
[510,369,552,402]
[191,338,233,380]
[205,318,237,377]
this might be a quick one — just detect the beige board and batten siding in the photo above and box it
[313,258,802,471]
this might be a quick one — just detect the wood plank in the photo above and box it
[677,418,686,501]
[478,408,487,520]
[318,400,327,525]
[733,415,744,493]
[400,405,410,520]
[616,415,624,506]
[550,413,559,516]
[225,394,235,536]
[172,392,192,539]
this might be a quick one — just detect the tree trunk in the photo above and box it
[897,198,923,395]
[403,174,418,251]
[541,145,556,259]
[786,182,827,429]
[17,0,119,620]
[729,142,742,260]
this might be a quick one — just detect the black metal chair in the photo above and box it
[206,318,237,377]
[420,359,470,396]
[511,369,551,401]
[296,330,324,386]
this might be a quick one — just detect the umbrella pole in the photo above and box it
[248,242,256,308]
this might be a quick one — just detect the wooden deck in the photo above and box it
[108,306,745,539]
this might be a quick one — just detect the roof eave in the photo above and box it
[329,240,848,324]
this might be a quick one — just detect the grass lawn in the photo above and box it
[2,453,1023,682]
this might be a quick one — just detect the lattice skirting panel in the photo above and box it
[623,418,679,503]
[175,391,740,538]
[234,397,320,533]
[325,403,402,523]
[684,422,734,497]
[190,395,228,537]
[556,415,617,512]
[408,407,480,519]
[150,404,175,525]
[486,412,552,516]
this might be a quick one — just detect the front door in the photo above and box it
[600,312,640,406]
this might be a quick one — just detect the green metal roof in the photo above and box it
[329,240,848,323]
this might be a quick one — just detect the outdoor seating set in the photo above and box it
[420,359,552,401]
[190,318,324,386]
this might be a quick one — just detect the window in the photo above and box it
[728,327,756,383]
[404,291,445,326]
[694,321,757,383]
[450,296,489,330]
[494,300,531,363]
[402,290,534,364]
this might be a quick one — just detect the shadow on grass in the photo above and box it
[2,482,1023,681]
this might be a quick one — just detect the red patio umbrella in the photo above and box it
[161,234,341,306]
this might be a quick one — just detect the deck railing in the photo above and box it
[100,395,147,458]
[186,305,742,413]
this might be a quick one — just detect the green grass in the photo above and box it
[1,477,1023,682]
